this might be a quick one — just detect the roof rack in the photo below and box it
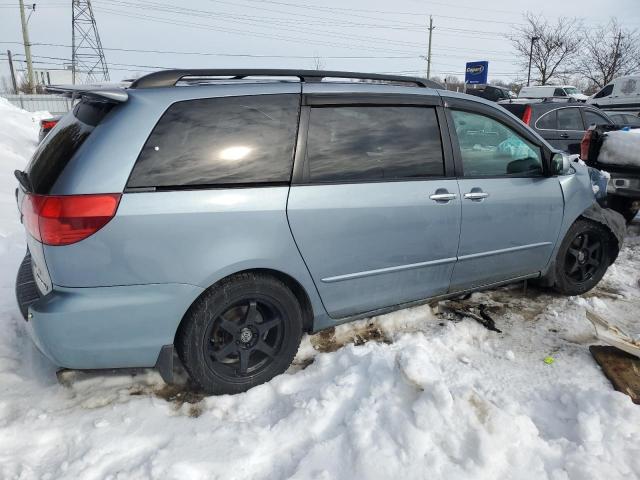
[129,69,442,90]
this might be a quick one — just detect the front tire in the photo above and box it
[553,220,611,296]
[177,273,303,395]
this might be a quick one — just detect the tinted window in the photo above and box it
[583,110,611,128]
[26,101,113,194]
[593,84,613,99]
[304,106,444,183]
[451,110,542,177]
[500,103,526,120]
[554,88,567,97]
[536,110,557,129]
[128,95,299,188]
[557,108,584,130]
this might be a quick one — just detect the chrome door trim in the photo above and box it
[321,257,457,283]
[457,242,552,262]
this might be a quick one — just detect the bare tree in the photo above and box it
[574,19,640,89]
[509,13,582,85]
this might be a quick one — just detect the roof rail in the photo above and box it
[129,69,442,89]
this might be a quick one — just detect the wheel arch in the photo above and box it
[174,267,316,346]
[539,209,623,287]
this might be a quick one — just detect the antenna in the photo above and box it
[71,0,109,84]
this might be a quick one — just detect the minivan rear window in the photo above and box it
[26,100,113,194]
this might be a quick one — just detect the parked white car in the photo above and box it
[587,75,640,111]
[519,85,588,101]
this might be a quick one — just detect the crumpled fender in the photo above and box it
[580,202,626,263]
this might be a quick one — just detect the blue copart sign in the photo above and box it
[465,61,488,85]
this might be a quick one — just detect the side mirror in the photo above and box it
[550,153,571,175]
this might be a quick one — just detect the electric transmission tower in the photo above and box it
[72,0,109,84]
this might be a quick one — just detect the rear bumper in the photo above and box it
[21,280,203,369]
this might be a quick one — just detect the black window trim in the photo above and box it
[443,97,550,179]
[124,92,303,192]
[290,101,454,186]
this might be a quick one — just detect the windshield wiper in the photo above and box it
[14,170,33,192]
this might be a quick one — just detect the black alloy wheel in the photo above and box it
[564,232,603,283]
[177,272,303,395]
[203,299,283,379]
[554,219,611,296]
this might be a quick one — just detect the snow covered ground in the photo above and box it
[0,97,639,480]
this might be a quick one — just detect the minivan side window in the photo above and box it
[451,110,543,177]
[593,84,613,99]
[128,94,299,188]
[303,106,444,183]
[554,88,567,97]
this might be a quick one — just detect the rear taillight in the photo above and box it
[522,105,532,125]
[40,119,58,130]
[22,193,121,246]
[580,130,593,161]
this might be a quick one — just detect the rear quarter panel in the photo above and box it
[43,188,328,323]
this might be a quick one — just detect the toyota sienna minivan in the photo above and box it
[15,69,624,394]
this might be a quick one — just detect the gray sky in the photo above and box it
[1,0,639,85]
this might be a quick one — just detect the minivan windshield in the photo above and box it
[564,87,580,95]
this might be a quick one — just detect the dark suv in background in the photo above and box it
[499,99,614,154]
[465,84,514,102]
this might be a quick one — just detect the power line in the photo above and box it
[0,40,419,59]
[91,6,423,54]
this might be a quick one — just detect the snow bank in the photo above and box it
[0,99,640,480]
[598,128,640,167]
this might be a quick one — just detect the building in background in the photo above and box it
[34,66,73,86]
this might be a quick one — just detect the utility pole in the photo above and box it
[426,15,434,80]
[526,36,539,87]
[7,50,18,94]
[18,0,35,93]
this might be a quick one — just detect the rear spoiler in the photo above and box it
[45,85,128,103]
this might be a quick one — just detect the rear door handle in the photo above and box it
[463,191,489,201]
[429,189,457,203]
[559,133,569,138]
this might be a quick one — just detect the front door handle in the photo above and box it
[559,133,569,138]
[463,190,489,201]
[429,188,457,203]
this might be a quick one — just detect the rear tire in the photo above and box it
[553,220,611,296]
[177,273,303,395]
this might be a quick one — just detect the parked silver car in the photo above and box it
[14,70,624,394]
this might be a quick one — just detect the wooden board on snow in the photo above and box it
[590,345,640,405]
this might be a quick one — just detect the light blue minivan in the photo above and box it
[15,70,624,394]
